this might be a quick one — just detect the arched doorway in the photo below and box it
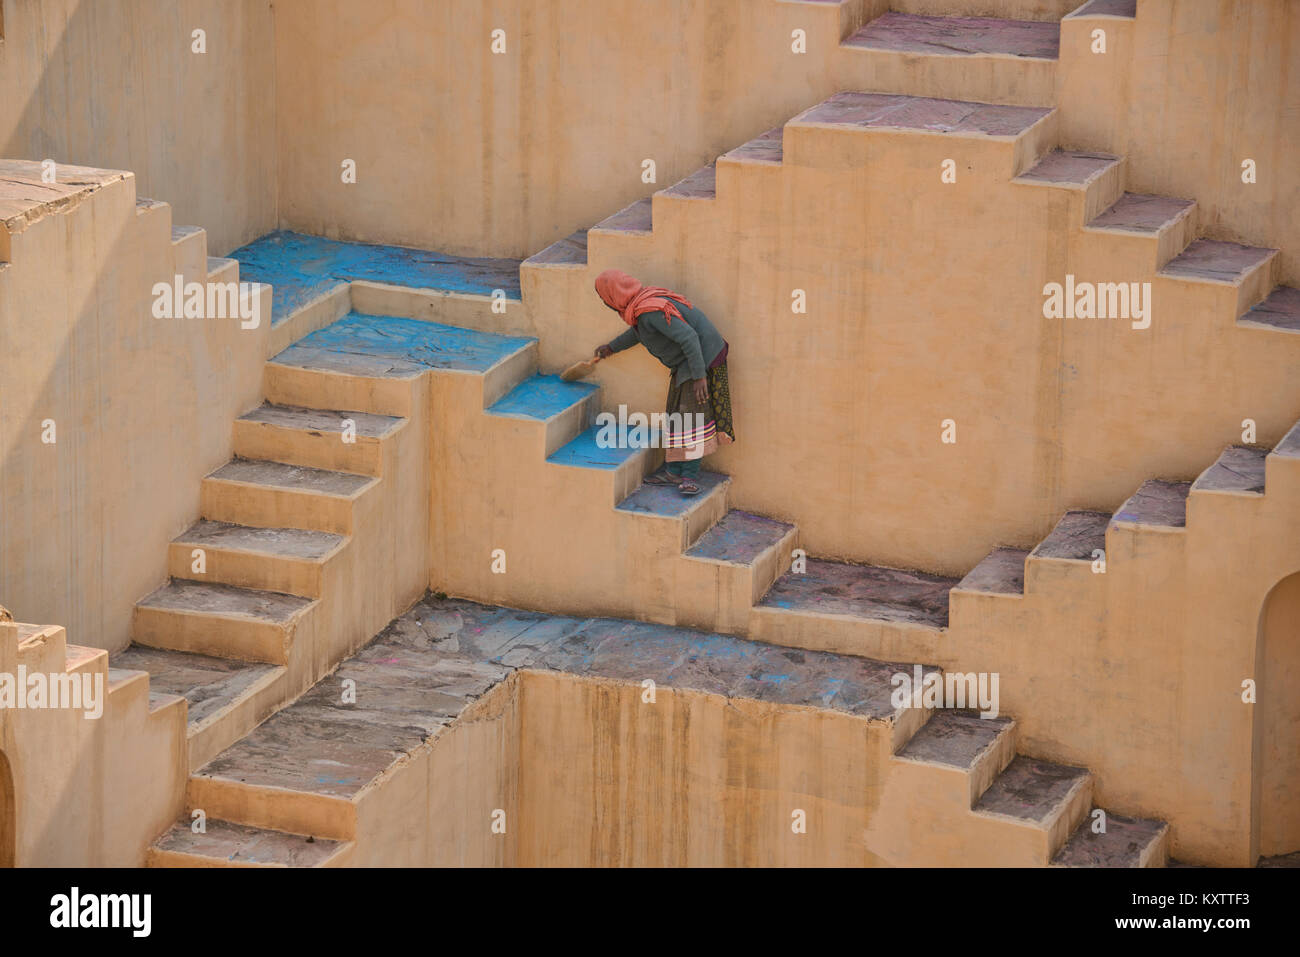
[0,749,13,867]
[1255,571,1300,860]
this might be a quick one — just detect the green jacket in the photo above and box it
[606,302,726,385]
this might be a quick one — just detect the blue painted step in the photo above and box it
[486,374,597,422]
[270,313,534,378]
[547,425,647,470]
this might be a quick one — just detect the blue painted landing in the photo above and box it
[270,312,535,378]
[486,374,597,422]
[230,230,524,325]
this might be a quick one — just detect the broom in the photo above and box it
[560,354,603,382]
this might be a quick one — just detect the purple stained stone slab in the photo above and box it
[1161,239,1276,283]
[1088,192,1194,232]
[845,12,1061,60]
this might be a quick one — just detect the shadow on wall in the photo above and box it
[0,0,276,255]
[1254,569,1300,862]
[0,749,13,867]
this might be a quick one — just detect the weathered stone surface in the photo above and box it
[1052,811,1167,866]
[1033,510,1110,561]
[897,709,1012,770]
[152,818,343,866]
[1112,480,1191,528]
[112,645,281,728]
[239,403,402,439]
[1088,192,1194,232]
[974,756,1089,824]
[758,559,957,629]
[523,229,589,267]
[593,197,653,233]
[1193,445,1267,494]
[845,12,1060,60]
[723,127,784,165]
[137,579,312,624]
[796,92,1051,138]
[616,471,728,518]
[663,164,717,200]
[173,520,344,561]
[1017,149,1120,185]
[1161,239,1276,283]
[1242,285,1300,332]
[955,547,1028,595]
[208,458,373,497]
[686,510,795,565]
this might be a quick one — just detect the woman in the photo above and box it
[592,269,734,496]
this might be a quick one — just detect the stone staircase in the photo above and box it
[147,595,1167,867]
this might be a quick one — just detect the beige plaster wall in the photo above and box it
[0,164,268,655]
[0,0,278,255]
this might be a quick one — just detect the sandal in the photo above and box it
[678,480,701,496]
[643,468,681,486]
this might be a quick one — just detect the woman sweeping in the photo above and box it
[592,269,735,496]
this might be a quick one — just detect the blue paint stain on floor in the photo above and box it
[486,374,597,421]
[270,312,535,378]
[547,425,646,470]
[229,230,524,326]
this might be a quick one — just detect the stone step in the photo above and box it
[201,458,377,535]
[1031,509,1111,562]
[895,709,1018,811]
[591,197,653,235]
[1068,0,1137,17]
[790,91,1052,139]
[271,312,535,380]
[545,425,651,504]
[1160,238,1276,286]
[1111,480,1191,529]
[1013,149,1124,222]
[234,402,404,476]
[133,579,316,665]
[973,755,1093,861]
[757,559,957,630]
[1192,445,1268,496]
[685,510,796,568]
[954,546,1029,596]
[111,644,285,771]
[1239,285,1300,333]
[678,510,800,632]
[106,668,152,713]
[266,312,537,417]
[720,126,784,167]
[1052,810,1170,867]
[1276,419,1300,458]
[844,11,1060,59]
[1088,192,1195,234]
[207,256,239,284]
[485,373,600,457]
[170,520,346,598]
[170,225,208,284]
[65,643,107,676]
[660,163,717,201]
[148,818,351,868]
[522,229,588,268]
[190,595,931,840]
[895,0,1080,20]
[1085,191,1197,268]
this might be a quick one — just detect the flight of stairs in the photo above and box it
[147,595,1168,867]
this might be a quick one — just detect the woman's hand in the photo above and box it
[693,378,709,404]
[595,345,614,360]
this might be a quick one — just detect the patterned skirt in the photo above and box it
[663,362,735,462]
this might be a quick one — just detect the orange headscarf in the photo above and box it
[594,269,693,327]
